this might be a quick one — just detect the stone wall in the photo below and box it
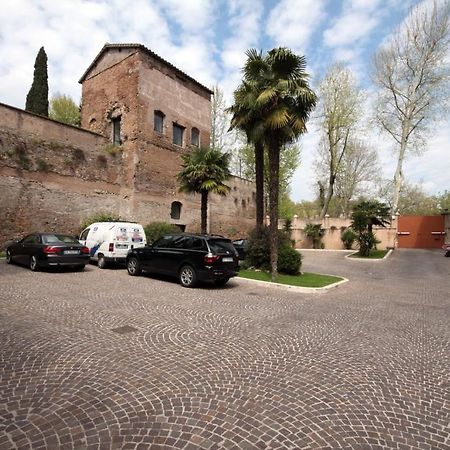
[0,104,255,247]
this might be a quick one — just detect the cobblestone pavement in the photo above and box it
[0,249,449,449]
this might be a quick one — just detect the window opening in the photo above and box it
[154,110,165,133]
[171,201,182,220]
[191,127,199,146]
[173,123,185,146]
[112,117,121,145]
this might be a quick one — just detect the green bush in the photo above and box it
[246,226,293,271]
[341,228,356,250]
[79,212,122,231]
[144,222,180,244]
[278,246,302,275]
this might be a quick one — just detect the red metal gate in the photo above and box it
[397,215,445,248]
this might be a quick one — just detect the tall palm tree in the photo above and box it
[228,78,265,229]
[177,147,232,234]
[231,48,317,279]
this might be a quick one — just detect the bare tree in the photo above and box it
[316,63,363,218]
[210,85,229,153]
[210,85,243,175]
[373,0,450,213]
[334,140,380,217]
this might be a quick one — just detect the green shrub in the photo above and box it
[278,247,302,275]
[341,228,356,250]
[79,212,122,231]
[246,226,293,270]
[144,222,180,244]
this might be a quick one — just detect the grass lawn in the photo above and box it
[0,251,5,258]
[349,249,389,259]
[238,269,343,288]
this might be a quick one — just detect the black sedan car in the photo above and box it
[6,233,90,271]
[126,233,239,287]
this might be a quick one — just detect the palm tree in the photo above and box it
[177,147,231,234]
[351,201,391,256]
[231,48,317,279]
[228,80,265,229]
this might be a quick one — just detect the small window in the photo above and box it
[112,117,121,145]
[80,229,90,240]
[171,201,182,220]
[191,127,199,146]
[173,123,185,146]
[154,110,165,133]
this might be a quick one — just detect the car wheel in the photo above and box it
[5,249,12,264]
[446,250,450,257]
[29,255,39,272]
[179,265,197,288]
[97,255,107,269]
[74,265,85,271]
[127,257,141,276]
[214,278,229,287]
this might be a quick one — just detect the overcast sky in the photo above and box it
[0,0,448,201]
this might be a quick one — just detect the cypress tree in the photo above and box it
[25,47,49,116]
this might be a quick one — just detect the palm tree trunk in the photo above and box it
[268,137,280,281]
[201,190,208,234]
[255,141,264,228]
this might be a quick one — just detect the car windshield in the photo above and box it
[208,239,236,255]
[42,234,79,244]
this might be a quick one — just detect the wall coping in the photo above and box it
[0,101,105,138]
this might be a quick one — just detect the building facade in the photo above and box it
[0,44,255,246]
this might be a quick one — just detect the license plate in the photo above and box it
[115,244,128,249]
[222,257,233,262]
[64,250,79,255]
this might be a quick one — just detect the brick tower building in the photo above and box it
[79,43,255,233]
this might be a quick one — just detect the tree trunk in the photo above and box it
[319,174,335,219]
[255,141,265,228]
[391,121,410,214]
[201,190,208,234]
[268,137,280,281]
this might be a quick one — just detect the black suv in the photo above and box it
[126,233,239,287]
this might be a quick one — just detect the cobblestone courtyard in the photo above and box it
[0,249,449,449]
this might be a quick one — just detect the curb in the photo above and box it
[345,249,393,261]
[235,274,349,293]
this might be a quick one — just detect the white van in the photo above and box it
[79,222,147,268]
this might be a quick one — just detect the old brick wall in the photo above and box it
[0,104,256,247]
[0,104,127,246]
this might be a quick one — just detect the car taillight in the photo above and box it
[43,246,60,254]
[204,254,220,264]
[81,247,90,254]
[109,243,114,252]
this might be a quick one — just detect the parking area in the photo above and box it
[0,249,449,449]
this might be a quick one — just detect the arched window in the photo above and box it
[154,110,165,133]
[191,127,200,146]
[171,201,182,220]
